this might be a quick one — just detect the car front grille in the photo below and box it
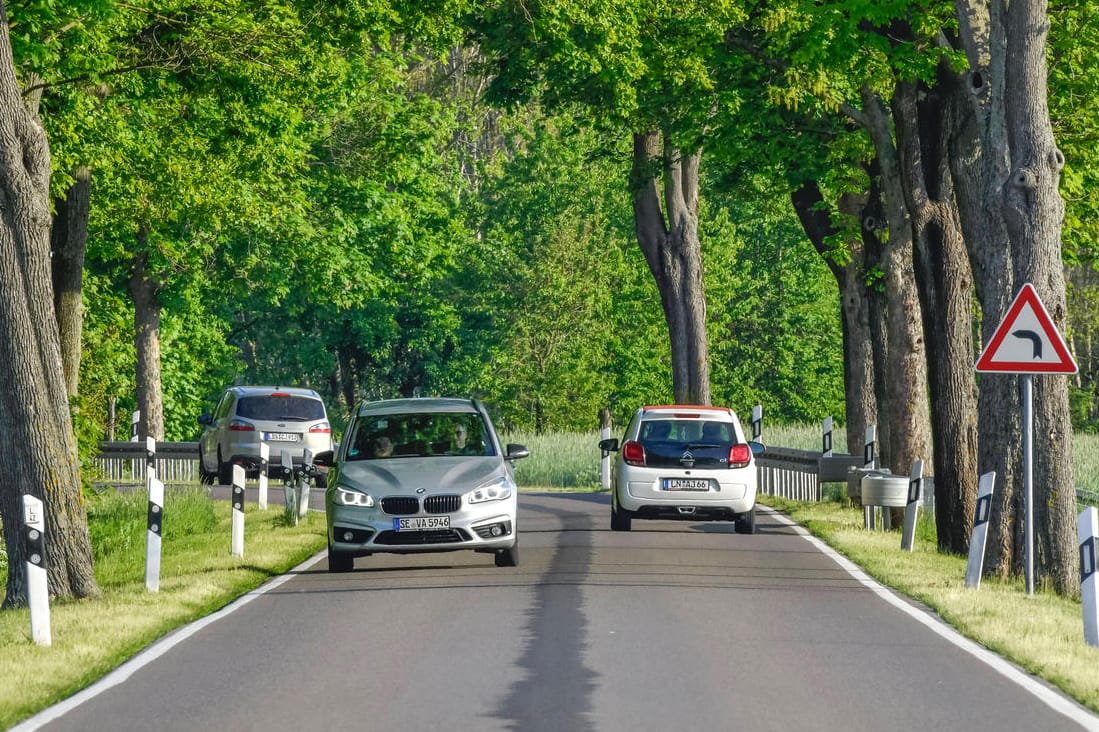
[424,495,461,513]
[374,529,470,545]
[381,497,420,515]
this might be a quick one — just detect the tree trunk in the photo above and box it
[953,0,1078,592]
[894,74,979,554]
[0,5,99,606]
[129,245,165,441]
[51,167,91,398]
[860,90,932,476]
[631,130,710,405]
[790,181,877,452]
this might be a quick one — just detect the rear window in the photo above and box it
[640,419,732,445]
[236,395,326,421]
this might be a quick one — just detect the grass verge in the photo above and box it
[0,488,326,730]
[762,494,1099,714]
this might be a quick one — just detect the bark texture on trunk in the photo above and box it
[894,72,979,554]
[0,6,99,606]
[51,166,91,398]
[632,130,710,405]
[952,0,1078,592]
[860,89,932,476]
[791,181,878,451]
[129,245,165,441]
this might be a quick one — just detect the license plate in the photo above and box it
[394,516,451,531]
[663,478,710,491]
[266,432,300,442]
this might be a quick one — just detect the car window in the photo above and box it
[346,412,493,460]
[236,395,326,421]
[640,419,732,446]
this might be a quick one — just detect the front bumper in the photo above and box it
[327,498,517,557]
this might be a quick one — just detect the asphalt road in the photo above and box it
[19,492,1099,731]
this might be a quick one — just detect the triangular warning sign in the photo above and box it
[975,283,1078,374]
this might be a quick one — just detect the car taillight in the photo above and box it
[309,423,331,434]
[228,419,254,431]
[622,441,646,466]
[729,443,751,468]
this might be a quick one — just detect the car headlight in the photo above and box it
[467,477,513,504]
[334,486,374,507]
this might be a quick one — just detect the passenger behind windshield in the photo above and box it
[346,413,493,460]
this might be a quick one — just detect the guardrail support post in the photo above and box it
[965,472,996,589]
[231,464,245,557]
[23,495,51,646]
[1080,506,1098,647]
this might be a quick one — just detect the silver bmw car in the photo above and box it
[599,405,763,534]
[315,398,529,572]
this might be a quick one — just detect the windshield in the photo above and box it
[346,412,494,460]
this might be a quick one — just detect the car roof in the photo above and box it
[641,405,733,417]
[354,397,479,416]
[229,386,323,399]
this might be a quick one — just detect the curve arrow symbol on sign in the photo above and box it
[1011,330,1043,360]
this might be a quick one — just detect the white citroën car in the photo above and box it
[599,405,764,534]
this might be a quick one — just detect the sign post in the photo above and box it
[975,283,1077,596]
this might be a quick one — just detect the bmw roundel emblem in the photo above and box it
[416,487,426,494]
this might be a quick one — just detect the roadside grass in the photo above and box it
[0,488,326,730]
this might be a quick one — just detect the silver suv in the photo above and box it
[198,386,333,486]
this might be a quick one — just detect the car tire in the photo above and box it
[495,541,518,567]
[328,544,354,573]
[611,497,632,531]
[198,447,216,486]
[735,504,756,535]
[217,449,234,486]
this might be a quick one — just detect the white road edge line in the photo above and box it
[763,506,1099,731]
[10,550,328,732]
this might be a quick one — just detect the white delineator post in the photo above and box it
[863,425,877,529]
[600,424,611,490]
[965,471,996,589]
[822,416,833,457]
[751,404,762,443]
[231,464,245,557]
[1080,506,1098,647]
[901,460,924,551]
[281,450,298,526]
[145,468,164,592]
[298,448,313,519]
[23,495,51,646]
[258,441,270,510]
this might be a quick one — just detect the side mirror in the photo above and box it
[749,441,766,456]
[198,413,213,426]
[313,450,335,468]
[598,438,619,452]
[505,444,531,461]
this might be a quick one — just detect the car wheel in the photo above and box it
[611,497,632,531]
[328,544,354,573]
[735,504,756,535]
[495,541,518,567]
[217,449,234,486]
[198,447,215,486]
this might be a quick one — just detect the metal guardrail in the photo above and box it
[93,441,199,484]
[756,446,825,502]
